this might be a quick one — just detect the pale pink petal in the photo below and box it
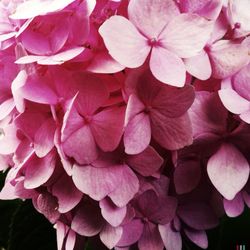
[0,98,15,120]
[99,15,150,68]
[240,110,250,124]
[52,174,82,213]
[160,13,213,58]
[184,50,212,80]
[223,192,244,217]
[150,46,186,87]
[24,151,56,189]
[125,94,145,127]
[65,230,76,250]
[71,201,104,237]
[218,89,250,114]
[56,221,67,250]
[179,0,223,20]
[10,0,76,19]
[124,113,151,155]
[91,106,125,152]
[184,229,208,249]
[207,143,250,200]
[86,51,125,74]
[128,0,180,38]
[159,223,182,250]
[100,224,123,249]
[209,40,249,79]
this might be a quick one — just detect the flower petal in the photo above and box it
[99,15,150,68]
[207,143,250,200]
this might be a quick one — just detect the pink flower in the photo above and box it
[99,0,213,87]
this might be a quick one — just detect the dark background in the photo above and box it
[1,172,249,250]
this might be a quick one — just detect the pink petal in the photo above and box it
[159,223,182,250]
[160,13,213,58]
[100,198,127,227]
[0,98,15,120]
[24,151,56,189]
[99,15,150,68]
[207,143,250,200]
[218,89,250,114]
[209,40,249,79]
[100,224,123,249]
[128,0,180,38]
[125,94,145,127]
[138,222,164,250]
[223,192,244,217]
[71,201,104,237]
[126,146,163,176]
[117,219,144,247]
[34,118,56,158]
[91,106,125,152]
[151,113,193,150]
[52,174,82,213]
[65,230,76,250]
[179,0,223,20]
[72,164,115,201]
[184,229,208,249]
[150,46,186,87]
[74,73,109,115]
[124,112,151,155]
[108,164,139,207]
[184,50,212,80]
[62,125,98,165]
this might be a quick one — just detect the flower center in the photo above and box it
[148,37,158,47]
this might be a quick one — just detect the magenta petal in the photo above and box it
[223,192,245,217]
[128,0,180,38]
[126,146,163,177]
[184,229,208,249]
[100,198,127,227]
[91,106,125,152]
[124,112,151,155]
[71,201,104,237]
[138,222,164,250]
[177,202,219,230]
[51,174,82,213]
[24,151,56,189]
[159,223,182,250]
[150,46,186,87]
[99,15,150,68]
[100,224,123,249]
[117,219,144,247]
[207,143,250,200]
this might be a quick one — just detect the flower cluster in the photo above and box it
[0,0,250,249]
